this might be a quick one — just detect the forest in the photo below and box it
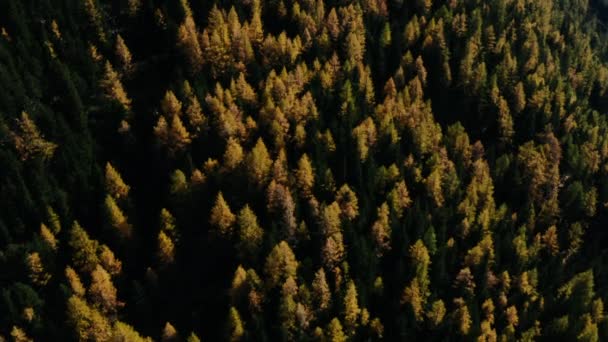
[2,0,608,340]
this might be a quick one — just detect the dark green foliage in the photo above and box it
[2,0,608,340]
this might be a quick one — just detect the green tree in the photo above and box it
[69,222,99,273]
[170,169,188,195]
[66,295,112,341]
[402,240,431,322]
[264,241,298,288]
[237,205,263,258]
[426,299,446,328]
[10,112,57,161]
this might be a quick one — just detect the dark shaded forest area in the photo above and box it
[2,0,608,341]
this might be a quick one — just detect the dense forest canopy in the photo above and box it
[2,0,608,340]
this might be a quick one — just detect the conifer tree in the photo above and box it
[169,114,192,153]
[115,34,132,72]
[27,252,51,286]
[388,181,411,218]
[224,137,244,171]
[158,231,175,266]
[327,318,346,342]
[170,169,188,194]
[40,223,57,250]
[237,205,263,258]
[98,245,122,276]
[69,222,99,273]
[247,138,273,187]
[113,321,152,341]
[336,184,359,221]
[66,295,112,341]
[161,90,182,118]
[210,192,236,237]
[100,61,131,111]
[266,180,298,241]
[352,117,377,161]
[264,241,298,288]
[279,277,298,339]
[183,81,206,134]
[126,0,141,17]
[83,0,106,42]
[453,298,471,335]
[10,326,32,342]
[322,232,345,270]
[230,265,248,304]
[426,300,446,328]
[177,14,204,74]
[186,332,201,342]
[322,202,342,236]
[46,206,62,235]
[312,268,331,313]
[296,154,315,198]
[227,307,245,342]
[371,203,391,255]
[105,195,131,238]
[65,266,86,297]
[105,162,130,199]
[11,112,57,161]
[402,240,431,322]
[326,9,340,40]
[159,208,178,241]
[154,116,169,146]
[343,281,360,335]
[88,265,119,313]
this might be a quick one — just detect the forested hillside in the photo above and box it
[2,0,608,340]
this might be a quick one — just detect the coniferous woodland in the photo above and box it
[3,0,608,340]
